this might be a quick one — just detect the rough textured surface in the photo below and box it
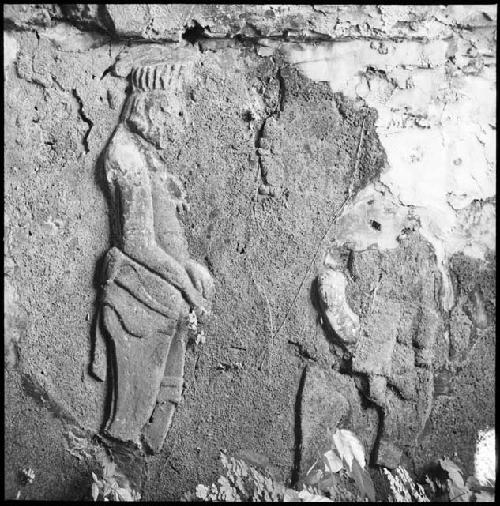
[300,366,378,475]
[4,35,377,499]
[413,252,496,479]
[4,369,104,501]
[5,4,496,41]
[4,4,495,501]
[316,233,447,468]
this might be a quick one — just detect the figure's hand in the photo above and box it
[185,259,215,303]
[183,285,209,319]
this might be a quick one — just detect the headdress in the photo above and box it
[112,44,199,92]
[130,63,190,91]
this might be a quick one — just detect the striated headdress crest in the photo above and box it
[112,43,199,92]
[130,63,189,92]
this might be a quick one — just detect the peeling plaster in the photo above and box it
[4,278,25,368]
[3,32,19,72]
[38,22,110,52]
[332,182,415,251]
[475,428,496,486]
[277,36,495,310]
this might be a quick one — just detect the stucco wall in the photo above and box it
[4,4,496,500]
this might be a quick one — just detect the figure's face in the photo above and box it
[149,91,186,148]
[128,90,188,149]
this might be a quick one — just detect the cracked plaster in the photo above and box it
[276,28,496,311]
[3,4,496,500]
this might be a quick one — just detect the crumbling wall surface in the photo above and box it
[4,4,496,500]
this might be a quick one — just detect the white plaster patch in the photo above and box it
[38,22,109,52]
[475,428,496,486]
[282,35,496,310]
[332,182,415,251]
[3,32,19,71]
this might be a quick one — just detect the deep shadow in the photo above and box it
[100,322,116,434]
[91,136,117,378]
[369,404,386,468]
[88,128,120,424]
[94,146,121,250]
[87,299,102,380]
[291,366,307,487]
[308,276,321,314]
[346,370,386,468]
[309,274,352,357]
[97,434,146,491]
[182,20,209,45]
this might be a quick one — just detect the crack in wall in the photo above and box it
[291,366,307,486]
[287,340,318,362]
[4,6,495,494]
[276,68,286,113]
[254,118,268,191]
[72,88,93,154]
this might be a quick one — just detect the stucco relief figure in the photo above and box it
[317,250,439,466]
[92,50,214,453]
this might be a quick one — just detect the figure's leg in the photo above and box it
[102,304,174,445]
[368,374,387,406]
[143,321,188,453]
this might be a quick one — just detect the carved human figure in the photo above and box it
[317,248,439,466]
[92,51,214,453]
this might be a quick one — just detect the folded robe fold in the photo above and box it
[92,247,189,446]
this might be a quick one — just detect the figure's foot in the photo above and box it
[143,402,177,454]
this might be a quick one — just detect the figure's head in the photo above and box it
[119,46,198,148]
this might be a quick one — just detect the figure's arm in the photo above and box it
[157,172,215,302]
[105,125,207,310]
[318,267,359,345]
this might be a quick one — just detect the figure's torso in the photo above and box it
[107,124,191,263]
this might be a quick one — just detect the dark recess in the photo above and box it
[291,367,307,487]
[182,20,208,45]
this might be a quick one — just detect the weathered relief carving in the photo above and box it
[257,117,286,198]
[92,47,214,453]
[318,253,360,346]
[317,244,441,468]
